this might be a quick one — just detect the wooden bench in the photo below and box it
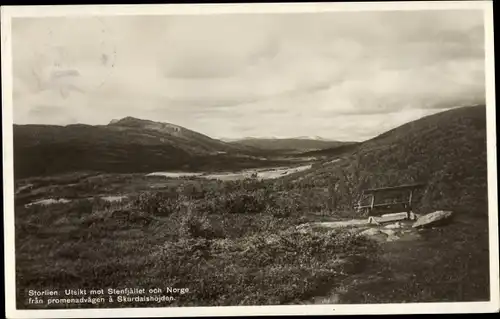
[354,183,425,220]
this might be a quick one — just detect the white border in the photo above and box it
[2,2,498,318]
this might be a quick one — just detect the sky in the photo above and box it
[11,9,485,141]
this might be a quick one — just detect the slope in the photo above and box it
[13,117,277,179]
[287,105,489,215]
[107,117,258,154]
[297,142,361,158]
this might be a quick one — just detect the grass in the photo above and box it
[15,173,491,308]
[336,215,490,303]
[288,105,488,216]
[15,178,378,309]
[13,105,491,308]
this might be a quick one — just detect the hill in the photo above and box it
[13,117,284,179]
[107,117,258,154]
[296,142,361,158]
[286,105,489,215]
[229,137,351,153]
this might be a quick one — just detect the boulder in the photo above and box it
[384,222,402,229]
[412,210,454,229]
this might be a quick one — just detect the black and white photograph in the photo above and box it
[2,2,498,318]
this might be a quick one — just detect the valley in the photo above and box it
[13,105,491,308]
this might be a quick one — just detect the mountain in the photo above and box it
[13,117,279,179]
[294,136,332,141]
[228,137,352,153]
[286,105,488,215]
[105,117,257,154]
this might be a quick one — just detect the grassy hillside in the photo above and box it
[14,105,491,308]
[297,142,361,158]
[15,177,378,308]
[108,117,258,154]
[229,137,351,153]
[285,105,488,216]
[13,118,290,179]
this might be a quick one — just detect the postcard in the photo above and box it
[2,1,498,318]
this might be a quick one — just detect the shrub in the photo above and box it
[179,206,225,240]
[177,182,207,200]
[133,191,182,216]
[200,190,270,215]
[149,227,377,306]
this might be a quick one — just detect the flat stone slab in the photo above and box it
[296,216,423,244]
[368,214,408,225]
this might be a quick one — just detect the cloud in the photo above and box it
[11,9,485,140]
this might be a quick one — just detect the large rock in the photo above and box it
[412,210,454,229]
[384,222,402,229]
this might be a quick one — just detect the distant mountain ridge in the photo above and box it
[13,117,280,179]
[223,136,334,142]
[105,116,255,154]
[227,137,353,152]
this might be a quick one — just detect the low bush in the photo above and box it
[150,228,377,306]
[133,191,183,216]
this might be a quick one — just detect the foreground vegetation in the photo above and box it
[14,105,491,307]
[15,178,377,308]
[333,214,490,303]
[15,173,491,308]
